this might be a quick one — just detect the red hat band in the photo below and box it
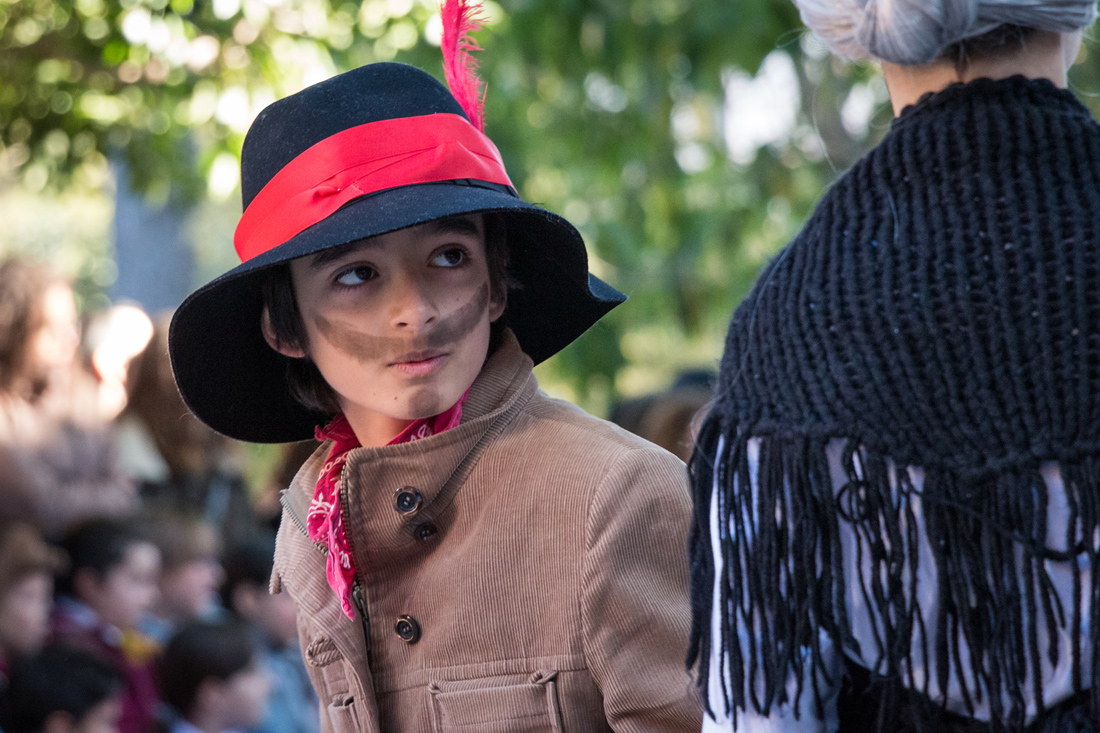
[234,112,515,263]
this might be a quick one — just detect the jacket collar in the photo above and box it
[339,330,535,561]
[279,329,535,590]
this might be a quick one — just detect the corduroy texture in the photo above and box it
[273,331,703,733]
[688,76,1100,732]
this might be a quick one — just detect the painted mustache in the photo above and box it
[314,284,490,364]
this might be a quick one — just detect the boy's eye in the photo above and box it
[335,266,377,286]
[432,248,466,268]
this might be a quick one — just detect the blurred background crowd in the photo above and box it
[4,0,1100,731]
[0,253,318,732]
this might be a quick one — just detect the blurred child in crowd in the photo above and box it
[139,511,223,644]
[116,315,254,550]
[158,620,270,733]
[223,533,317,733]
[0,258,135,537]
[0,522,67,680]
[2,644,123,733]
[53,518,161,733]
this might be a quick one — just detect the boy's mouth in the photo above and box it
[389,350,449,376]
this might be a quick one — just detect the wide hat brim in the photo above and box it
[170,181,625,444]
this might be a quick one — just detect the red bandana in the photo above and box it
[309,393,469,618]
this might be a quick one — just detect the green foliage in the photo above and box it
[0,188,114,312]
[6,0,1100,413]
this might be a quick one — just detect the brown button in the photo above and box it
[393,488,422,515]
[395,615,421,644]
[415,523,438,542]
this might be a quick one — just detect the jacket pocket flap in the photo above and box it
[430,672,561,731]
[327,694,360,733]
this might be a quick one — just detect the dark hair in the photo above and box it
[942,23,1038,71]
[0,521,67,597]
[158,620,258,717]
[143,510,220,572]
[221,531,276,609]
[2,644,122,733]
[124,314,236,480]
[59,518,149,596]
[0,258,68,396]
[261,213,511,414]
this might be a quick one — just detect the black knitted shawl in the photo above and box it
[689,76,1100,732]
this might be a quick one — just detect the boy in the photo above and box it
[159,621,271,733]
[52,519,160,733]
[139,511,224,644]
[0,522,67,678]
[168,5,701,730]
[2,644,123,733]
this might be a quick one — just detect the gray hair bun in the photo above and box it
[793,0,1098,64]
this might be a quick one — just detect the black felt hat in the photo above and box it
[168,62,625,443]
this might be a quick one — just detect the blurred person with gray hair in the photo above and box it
[690,2,1100,732]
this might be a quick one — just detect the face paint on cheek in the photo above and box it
[314,283,490,363]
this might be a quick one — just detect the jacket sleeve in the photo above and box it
[581,446,704,732]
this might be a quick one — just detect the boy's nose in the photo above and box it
[390,279,438,330]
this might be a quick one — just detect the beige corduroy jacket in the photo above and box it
[272,332,702,733]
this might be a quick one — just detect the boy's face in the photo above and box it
[80,542,161,630]
[233,581,299,648]
[0,572,53,658]
[43,695,122,733]
[74,696,122,733]
[280,215,504,442]
[159,557,224,621]
[203,659,270,730]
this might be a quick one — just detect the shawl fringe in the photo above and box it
[688,419,1100,732]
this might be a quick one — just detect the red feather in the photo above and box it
[441,0,487,132]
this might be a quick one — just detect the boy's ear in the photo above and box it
[72,568,101,605]
[194,676,227,719]
[231,583,261,620]
[43,711,77,733]
[261,306,306,359]
[488,287,506,324]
